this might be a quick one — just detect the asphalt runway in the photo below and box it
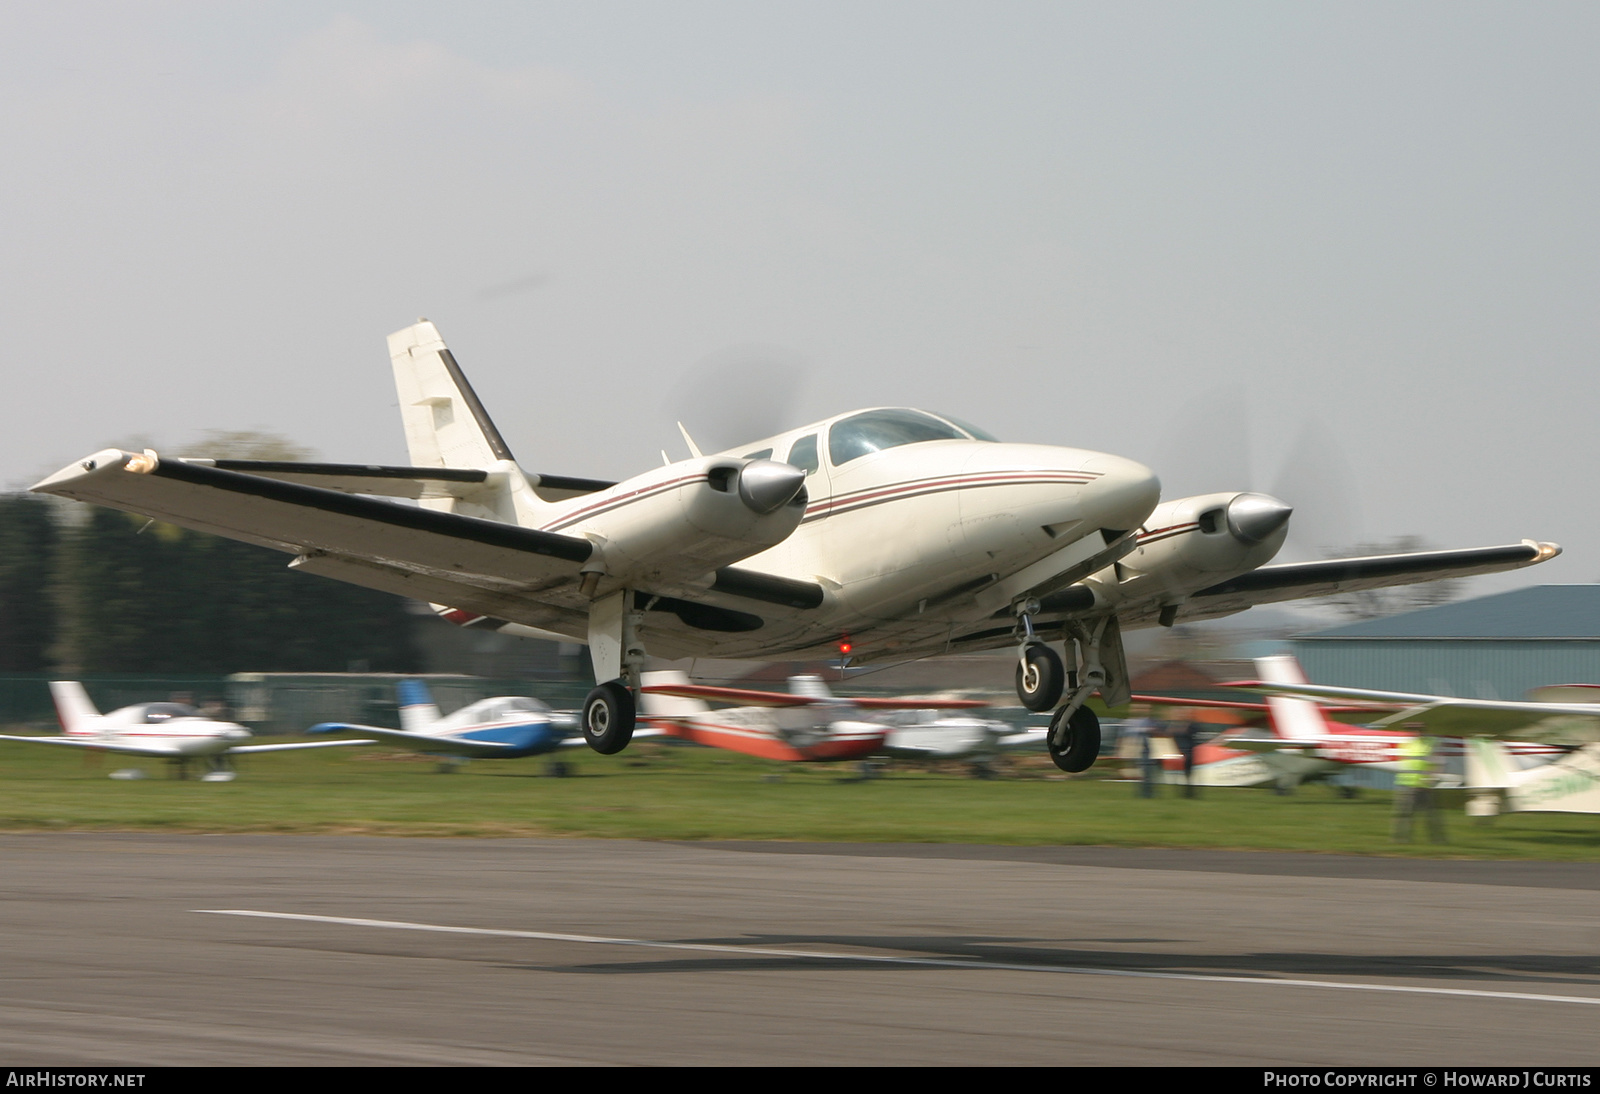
[0,835,1595,1066]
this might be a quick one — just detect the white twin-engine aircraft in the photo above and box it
[32,321,1560,772]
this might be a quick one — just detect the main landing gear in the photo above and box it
[581,587,645,755]
[1012,605,1124,774]
[582,680,636,755]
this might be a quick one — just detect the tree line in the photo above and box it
[0,494,418,675]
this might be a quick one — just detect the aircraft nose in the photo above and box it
[225,727,251,742]
[1226,492,1293,544]
[738,459,807,514]
[1082,455,1161,532]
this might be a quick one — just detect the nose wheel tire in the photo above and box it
[1016,644,1065,712]
[1047,706,1100,773]
[582,681,636,755]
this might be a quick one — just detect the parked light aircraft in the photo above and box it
[306,678,584,769]
[638,671,996,763]
[0,682,373,781]
[1217,656,1577,791]
[873,707,1048,764]
[30,321,1560,772]
[1464,738,1600,815]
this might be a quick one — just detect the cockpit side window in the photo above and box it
[826,410,969,467]
[938,414,1000,442]
[786,434,820,475]
[141,703,199,723]
[742,449,773,460]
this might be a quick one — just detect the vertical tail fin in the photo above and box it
[397,679,442,733]
[788,675,834,700]
[387,320,547,526]
[49,682,100,735]
[638,671,710,718]
[1254,655,1341,741]
[389,321,517,471]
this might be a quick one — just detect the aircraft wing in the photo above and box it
[227,738,377,754]
[1175,541,1560,623]
[306,723,546,757]
[641,682,987,710]
[640,684,816,708]
[32,451,823,647]
[1227,680,1600,743]
[190,460,617,504]
[32,450,599,635]
[850,696,989,710]
[0,734,177,757]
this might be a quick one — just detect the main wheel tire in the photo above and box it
[1047,705,1101,773]
[1015,644,1065,712]
[582,681,636,755]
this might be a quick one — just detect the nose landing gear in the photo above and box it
[1047,706,1101,773]
[1011,611,1126,774]
[1013,601,1065,712]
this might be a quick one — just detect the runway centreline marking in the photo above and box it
[196,909,1600,1008]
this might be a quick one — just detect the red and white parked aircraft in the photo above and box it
[0,682,372,781]
[1216,658,1593,802]
[32,321,1559,772]
[637,672,993,764]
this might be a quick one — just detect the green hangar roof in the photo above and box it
[1296,586,1600,640]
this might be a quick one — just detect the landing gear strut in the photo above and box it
[1017,612,1128,774]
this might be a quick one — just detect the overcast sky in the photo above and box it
[4,2,1597,600]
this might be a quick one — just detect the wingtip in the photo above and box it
[30,448,140,493]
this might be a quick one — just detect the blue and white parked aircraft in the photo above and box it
[307,679,583,768]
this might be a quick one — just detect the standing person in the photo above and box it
[1172,710,1200,798]
[1123,703,1160,798]
[1393,726,1446,844]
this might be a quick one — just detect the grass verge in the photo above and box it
[0,741,1595,858]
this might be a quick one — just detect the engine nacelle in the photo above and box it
[572,457,808,587]
[1084,491,1292,615]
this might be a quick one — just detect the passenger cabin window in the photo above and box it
[826,409,972,467]
[786,434,820,475]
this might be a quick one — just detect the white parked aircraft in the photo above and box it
[306,677,585,769]
[31,321,1560,772]
[0,682,373,781]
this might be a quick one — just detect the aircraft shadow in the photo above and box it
[506,933,1600,984]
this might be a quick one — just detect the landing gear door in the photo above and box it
[1098,614,1131,709]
